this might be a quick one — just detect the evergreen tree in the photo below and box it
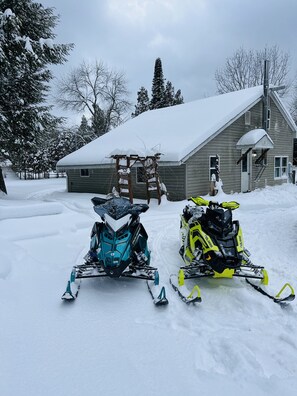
[150,57,166,110]
[132,58,184,117]
[173,89,184,105]
[91,104,108,137]
[0,1,73,171]
[164,81,174,106]
[77,115,94,143]
[47,128,79,172]
[131,86,150,118]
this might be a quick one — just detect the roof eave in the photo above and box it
[271,91,297,133]
[180,96,263,163]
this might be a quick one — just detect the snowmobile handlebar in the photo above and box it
[188,196,240,210]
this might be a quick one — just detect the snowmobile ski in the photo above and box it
[147,271,168,306]
[170,270,201,304]
[61,269,81,301]
[246,279,295,305]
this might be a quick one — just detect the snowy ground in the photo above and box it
[1,177,297,396]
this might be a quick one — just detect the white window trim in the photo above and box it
[274,156,288,180]
[209,155,220,181]
[245,111,251,126]
[80,169,90,177]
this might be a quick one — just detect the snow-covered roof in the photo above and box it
[57,85,295,168]
[236,128,274,149]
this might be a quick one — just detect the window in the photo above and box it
[245,111,251,125]
[136,167,146,183]
[274,156,288,179]
[267,109,271,130]
[209,155,220,181]
[80,169,89,177]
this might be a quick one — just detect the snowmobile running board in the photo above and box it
[246,279,295,304]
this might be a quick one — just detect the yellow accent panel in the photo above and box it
[189,223,219,254]
[184,247,194,264]
[178,269,185,286]
[213,268,235,278]
[236,227,244,253]
[261,269,269,286]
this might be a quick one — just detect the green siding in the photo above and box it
[185,98,294,196]
[66,165,186,201]
[67,168,117,194]
[159,164,186,201]
[252,99,294,189]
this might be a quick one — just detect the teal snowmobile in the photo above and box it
[62,196,168,305]
[170,196,295,305]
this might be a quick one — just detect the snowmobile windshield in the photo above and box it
[93,197,149,220]
[94,197,132,220]
[205,208,233,235]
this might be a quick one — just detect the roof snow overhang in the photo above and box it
[236,128,274,150]
[180,96,263,163]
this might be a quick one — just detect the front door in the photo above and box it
[241,151,250,192]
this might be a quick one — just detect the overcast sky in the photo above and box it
[41,0,297,124]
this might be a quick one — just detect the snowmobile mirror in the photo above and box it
[130,204,149,216]
[188,197,209,206]
[91,197,107,206]
[220,201,240,210]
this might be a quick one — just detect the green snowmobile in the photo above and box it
[170,196,295,305]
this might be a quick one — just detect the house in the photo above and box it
[56,85,297,201]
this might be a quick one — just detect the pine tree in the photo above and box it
[150,58,166,110]
[164,81,175,106]
[131,86,150,118]
[132,57,184,117]
[173,89,184,105]
[77,115,93,143]
[91,104,108,137]
[0,1,73,171]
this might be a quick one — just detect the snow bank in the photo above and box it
[0,202,64,220]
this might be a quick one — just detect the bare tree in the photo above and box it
[289,79,297,124]
[56,61,131,137]
[215,46,291,96]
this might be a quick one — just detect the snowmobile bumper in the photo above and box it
[246,279,295,304]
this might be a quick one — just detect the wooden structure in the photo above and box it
[111,154,162,204]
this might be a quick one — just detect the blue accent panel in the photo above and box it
[98,229,133,268]
[70,270,76,283]
[154,270,159,286]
